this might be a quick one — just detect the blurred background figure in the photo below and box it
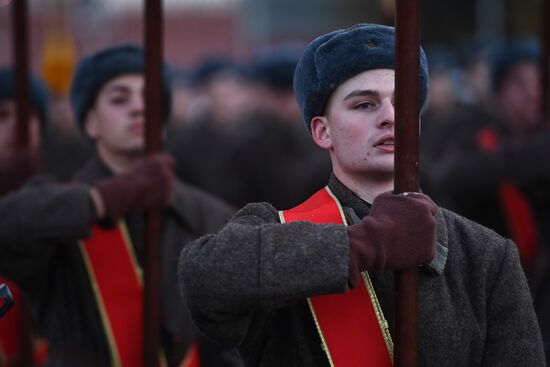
[186,56,252,127]
[169,68,195,128]
[166,56,252,197]
[491,39,543,134]
[0,68,51,367]
[0,68,48,194]
[41,94,92,181]
[420,45,461,197]
[423,45,460,117]
[210,42,331,208]
[38,2,93,181]
[456,40,494,107]
[424,38,550,362]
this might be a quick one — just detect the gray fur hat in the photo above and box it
[70,44,172,133]
[0,68,49,129]
[251,43,304,91]
[293,23,429,133]
[491,38,541,92]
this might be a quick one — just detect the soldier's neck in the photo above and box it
[96,145,143,175]
[333,170,394,204]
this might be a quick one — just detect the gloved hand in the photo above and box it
[93,153,175,223]
[347,192,437,288]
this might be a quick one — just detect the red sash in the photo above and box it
[80,223,172,367]
[0,280,48,366]
[280,187,393,366]
[498,181,538,269]
[0,279,21,365]
[475,127,539,270]
[180,342,200,367]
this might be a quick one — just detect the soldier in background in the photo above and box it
[426,38,550,361]
[0,69,48,195]
[0,68,51,367]
[166,56,251,199]
[0,46,241,367]
[208,44,331,208]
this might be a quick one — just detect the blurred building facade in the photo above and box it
[0,0,544,75]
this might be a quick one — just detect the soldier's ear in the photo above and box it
[310,116,332,150]
[84,111,99,140]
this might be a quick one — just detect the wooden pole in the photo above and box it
[13,0,30,148]
[542,0,550,124]
[393,0,421,366]
[143,0,164,366]
[12,2,34,367]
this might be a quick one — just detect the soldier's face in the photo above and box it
[497,62,542,132]
[311,69,396,181]
[0,100,41,157]
[85,74,146,158]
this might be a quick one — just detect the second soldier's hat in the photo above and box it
[70,44,172,132]
[0,68,50,129]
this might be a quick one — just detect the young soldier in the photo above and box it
[0,68,50,366]
[0,68,49,194]
[178,24,545,366]
[0,45,240,366]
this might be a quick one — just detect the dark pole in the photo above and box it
[542,0,550,124]
[393,0,421,366]
[12,1,34,366]
[12,2,34,366]
[13,0,30,148]
[143,0,163,366]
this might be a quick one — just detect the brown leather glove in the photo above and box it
[347,192,438,288]
[93,153,175,224]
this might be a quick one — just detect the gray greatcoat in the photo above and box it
[0,154,239,367]
[179,174,545,366]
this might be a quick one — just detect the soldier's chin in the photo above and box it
[368,164,394,180]
[125,140,146,155]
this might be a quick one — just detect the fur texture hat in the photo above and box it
[293,23,428,133]
[491,38,541,92]
[70,44,172,132]
[251,43,304,91]
[0,68,49,129]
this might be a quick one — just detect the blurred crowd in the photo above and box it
[420,37,550,360]
[1,42,333,210]
[164,44,331,210]
[1,33,549,364]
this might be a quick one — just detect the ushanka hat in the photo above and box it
[0,68,50,129]
[490,38,541,92]
[250,43,304,91]
[293,23,429,133]
[70,44,172,132]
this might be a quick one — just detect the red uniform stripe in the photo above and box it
[281,187,393,366]
[498,181,538,269]
[0,279,21,364]
[180,342,200,367]
[81,224,144,367]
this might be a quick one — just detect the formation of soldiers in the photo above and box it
[0,19,549,367]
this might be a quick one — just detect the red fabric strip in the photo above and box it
[0,279,21,364]
[180,342,200,367]
[82,224,144,367]
[282,188,392,366]
[498,181,538,269]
